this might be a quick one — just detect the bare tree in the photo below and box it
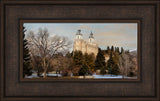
[119,52,133,78]
[27,28,72,78]
[31,55,43,77]
[51,55,73,76]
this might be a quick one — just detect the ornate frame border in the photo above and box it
[0,0,159,101]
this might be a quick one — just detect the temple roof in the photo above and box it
[89,31,94,38]
[76,29,82,35]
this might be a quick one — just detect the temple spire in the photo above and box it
[89,31,95,43]
[76,29,82,35]
[76,29,82,39]
[89,31,94,38]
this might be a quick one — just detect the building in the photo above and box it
[73,30,98,57]
[104,54,110,62]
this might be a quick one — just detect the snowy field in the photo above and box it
[92,74,137,79]
[25,72,137,79]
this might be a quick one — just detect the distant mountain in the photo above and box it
[129,49,137,57]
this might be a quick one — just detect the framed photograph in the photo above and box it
[20,20,140,81]
[1,0,160,101]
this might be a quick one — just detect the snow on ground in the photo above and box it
[25,72,62,78]
[92,74,137,79]
[25,73,137,79]
[93,74,123,79]
[25,73,39,78]
[41,73,62,77]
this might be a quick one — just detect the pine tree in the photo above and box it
[100,67,106,75]
[83,53,95,73]
[116,47,120,53]
[112,64,120,75]
[70,51,74,57]
[107,46,110,50]
[23,27,32,77]
[106,46,110,54]
[94,48,106,71]
[111,46,114,52]
[73,50,83,66]
[107,53,120,75]
[107,53,114,74]
[121,47,124,54]
[113,52,119,64]
[115,47,117,52]
[66,52,72,58]
[79,64,89,76]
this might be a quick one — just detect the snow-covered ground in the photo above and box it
[25,73,137,79]
[92,74,137,79]
[25,72,62,78]
[25,72,39,78]
[41,73,62,77]
[93,74,123,79]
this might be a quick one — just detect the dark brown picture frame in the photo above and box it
[1,0,160,101]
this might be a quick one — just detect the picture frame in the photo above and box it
[1,0,160,101]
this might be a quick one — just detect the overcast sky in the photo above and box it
[24,23,137,51]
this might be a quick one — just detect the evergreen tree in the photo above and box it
[66,52,72,58]
[106,46,111,55]
[83,53,95,73]
[94,48,106,71]
[111,46,114,52]
[116,47,120,53]
[113,52,119,64]
[106,46,110,54]
[79,64,89,76]
[107,53,120,75]
[100,67,106,75]
[70,51,74,57]
[121,47,124,54]
[115,47,117,52]
[73,50,83,66]
[107,53,114,74]
[107,46,110,50]
[112,64,120,75]
[23,27,32,77]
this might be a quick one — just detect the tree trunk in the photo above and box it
[122,74,124,79]
[122,71,124,79]
[43,69,47,78]
[37,71,40,77]
[43,58,47,78]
